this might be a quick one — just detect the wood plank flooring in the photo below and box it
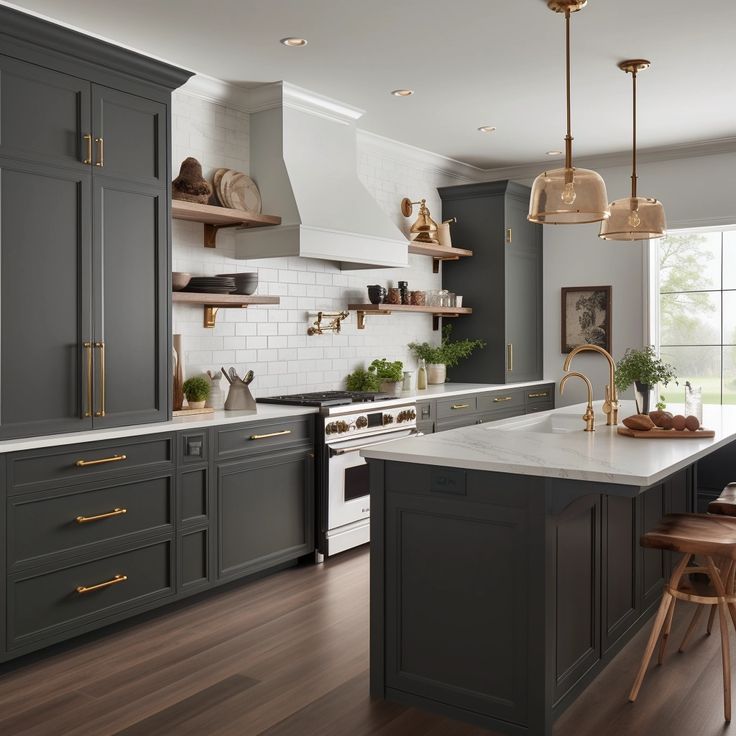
[0,548,733,736]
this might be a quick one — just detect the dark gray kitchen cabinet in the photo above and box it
[0,6,191,439]
[440,181,543,384]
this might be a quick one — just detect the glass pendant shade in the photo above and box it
[599,196,666,241]
[528,166,610,224]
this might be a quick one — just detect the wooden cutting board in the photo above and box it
[173,407,215,417]
[617,426,715,439]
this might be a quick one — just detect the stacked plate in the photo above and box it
[217,272,258,295]
[183,276,236,294]
[213,168,262,213]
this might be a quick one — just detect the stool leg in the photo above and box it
[679,604,704,652]
[708,605,717,635]
[658,597,677,664]
[706,556,732,722]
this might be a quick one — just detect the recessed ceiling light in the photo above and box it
[280,37,308,47]
[546,150,563,155]
[478,126,496,134]
[391,89,414,97]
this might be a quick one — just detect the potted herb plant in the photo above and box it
[368,358,404,395]
[408,324,486,384]
[346,367,381,392]
[182,375,211,409]
[615,346,677,414]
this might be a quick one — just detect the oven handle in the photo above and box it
[328,429,423,456]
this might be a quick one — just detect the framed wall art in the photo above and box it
[561,285,612,353]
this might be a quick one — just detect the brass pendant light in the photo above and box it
[599,60,666,241]
[528,0,609,225]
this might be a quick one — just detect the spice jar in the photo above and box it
[410,290,426,306]
[387,287,401,305]
[398,280,409,305]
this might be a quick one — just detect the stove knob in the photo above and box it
[356,415,368,429]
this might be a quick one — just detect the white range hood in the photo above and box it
[235,82,408,270]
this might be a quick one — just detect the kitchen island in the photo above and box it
[364,401,736,736]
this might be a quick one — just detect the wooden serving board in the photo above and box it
[173,407,215,417]
[617,426,715,439]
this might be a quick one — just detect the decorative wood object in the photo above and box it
[172,157,212,204]
[172,406,215,417]
[561,285,612,353]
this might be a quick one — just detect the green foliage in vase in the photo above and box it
[615,347,677,393]
[368,358,404,383]
[182,375,210,402]
[408,324,485,367]
[346,367,381,392]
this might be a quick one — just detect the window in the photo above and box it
[654,228,736,405]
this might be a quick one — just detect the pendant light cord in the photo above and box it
[631,69,638,198]
[564,9,573,170]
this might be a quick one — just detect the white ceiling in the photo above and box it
[6,0,736,168]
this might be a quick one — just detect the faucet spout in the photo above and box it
[560,371,596,432]
[562,344,619,426]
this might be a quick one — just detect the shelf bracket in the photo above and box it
[356,309,392,330]
[432,255,460,274]
[202,223,244,248]
[204,306,219,327]
[433,313,461,331]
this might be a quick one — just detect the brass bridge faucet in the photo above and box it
[562,344,619,426]
[560,371,595,432]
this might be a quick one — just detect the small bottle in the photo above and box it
[417,359,427,390]
[402,371,413,391]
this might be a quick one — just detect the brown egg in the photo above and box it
[672,415,687,431]
[685,415,701,431]
[658,414,674,430]
[648,410,664,425]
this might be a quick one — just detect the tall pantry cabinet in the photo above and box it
[0,7,192,439]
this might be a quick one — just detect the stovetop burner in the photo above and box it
[257,390,392,407]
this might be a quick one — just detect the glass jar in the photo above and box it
[410,290,426,306]
[685,382,703,423]
[387,287,401,305]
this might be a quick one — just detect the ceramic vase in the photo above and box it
[634,381,652,415]
[379,380,402,396]
[427,363,447,384]
[205,370,225,409]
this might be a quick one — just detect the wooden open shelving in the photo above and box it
[173,292,280,328]
[407,242,473,273]
[171,200,281,247]
[348,303,472,331]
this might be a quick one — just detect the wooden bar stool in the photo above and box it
[629,512,736,721]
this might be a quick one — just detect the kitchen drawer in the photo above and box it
[526,401,554,415]
[8,539,172,648]
[8,435,174,493]
[437,396,478,420]
[525,384,555,407]
[215,417,313,459]
[436,414,478,432]
[477,389,525,414]
[476,407,524,425]
[8,474,172,567]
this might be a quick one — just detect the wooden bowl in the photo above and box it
[172,272,191,291]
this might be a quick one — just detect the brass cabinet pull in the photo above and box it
[83,133,93,165]
[95,341,105,417]
[507,343,513,372]
[83,341,93,417]
[76,507,127,524]
[94,136,104,167]
[450,403,470,410]
[249,429,292,440]
[75,453,127,468]
[493,396,513,403]
[76,574,127,594]
[506,227,512,244]
[528,391,549,399]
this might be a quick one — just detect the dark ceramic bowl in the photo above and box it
[367,285,386,304]
[218,272,258,295]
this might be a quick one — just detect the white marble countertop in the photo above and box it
[362,400,736,487]
[376,380,552,408]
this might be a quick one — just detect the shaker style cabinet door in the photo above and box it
[91,85,166,187]
[0,158,93,438]
[0,55,92,171]
[91,176,168,427]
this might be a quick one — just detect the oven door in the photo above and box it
[327,427,420,532]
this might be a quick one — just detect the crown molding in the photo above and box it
[176,74,253,112]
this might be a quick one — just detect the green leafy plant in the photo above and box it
[615,347,677,393]
[368,358,404,383]
[346,367,381,392]
[182,375,210,402]
[408,324,486,367]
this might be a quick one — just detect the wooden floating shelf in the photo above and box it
[172,292,280,328]
[407,242,473,273]
[171,200,281,248]
[348,303,472,330]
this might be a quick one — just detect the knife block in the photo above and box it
[224,382,257,412]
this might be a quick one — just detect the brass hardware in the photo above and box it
[528,391,549,399]
[75,453,127,468]
[250,429,292,440]
[83,134,93,165]
[76,574,127,594]
[547,0,587,12]
[94,341,105,416]
[94,136,104,167]
[83,341,93,417]
[401,197,439,244]
[560,370,595,431]
[563,344,619,425]
[204,306,219,328]
[308,311,349,336]
[493,396,513,403]
[507,343,513,372]
[76,508,128,524]
[506,228,512,244]
[450,403,470,410]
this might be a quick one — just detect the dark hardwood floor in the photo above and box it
[0,548,733,735]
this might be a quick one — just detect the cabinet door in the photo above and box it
[504,195,543,382]
[91,177,168,427]
[0,158,93,438]
[217,450,314,580]
[0,55,91,171]
[92,85,166,186]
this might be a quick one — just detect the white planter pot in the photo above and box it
[427,363,446,384]
[380,380,403,396]
[187,399,206,409]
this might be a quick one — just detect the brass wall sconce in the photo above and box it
[307,311,349,336]
[401,197,439,244]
